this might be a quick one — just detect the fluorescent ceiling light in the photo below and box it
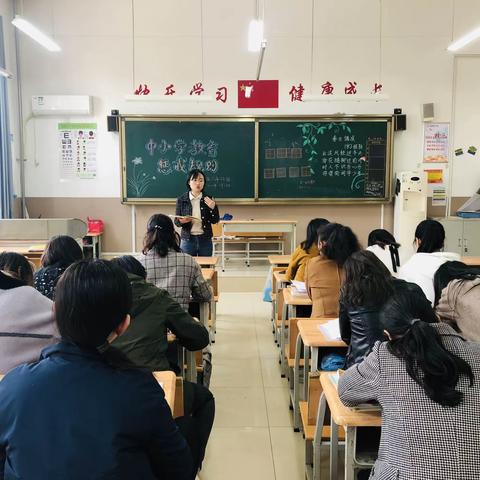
[248,19,264,52]
[12,16,61,52]
[0,67,13,79]
[447,26,480,52]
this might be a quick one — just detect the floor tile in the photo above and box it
[202,427,275,480]
[264,387,294,427]
[211,387,269,427]
[269,427,305,480]
[210,358,263,388]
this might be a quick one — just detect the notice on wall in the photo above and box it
[424,166,448,207]
[59,123,97,179]
[423,122,449,163]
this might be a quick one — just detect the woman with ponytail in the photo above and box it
[339,250,428,368]
[305,222,360,317]
[399,219,459,304]
[338,288,480,480]
[137,213,211,311]
[366,228,401,275]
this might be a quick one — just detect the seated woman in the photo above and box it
[398,219,460,304]
[137,214,212,312]
[338,289,480,480]
[434,260,480,342]
[305,223,360,318]
[0,252,58,373]
[34,235,83,299]
[339,250,432,368]
[0,259,193,480]
[110,255,214,476]
[366,228,401,275]
[285,217,329,282]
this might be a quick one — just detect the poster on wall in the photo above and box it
[59,123,97,179]
[424,166,448,207]
[423,122,450,163]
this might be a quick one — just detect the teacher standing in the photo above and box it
[175,169,220,257]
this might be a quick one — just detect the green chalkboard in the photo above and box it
[258,118,392,200]
[121,117,255,202]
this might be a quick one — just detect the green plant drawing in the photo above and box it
[296,122,352,174]
[128,157,152,197]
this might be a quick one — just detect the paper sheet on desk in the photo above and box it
[318,318,341,340]
[291,280,306,294]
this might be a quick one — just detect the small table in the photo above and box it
[195,256,219,268]
[152,371,177,412]
[220,220,297,270]
[83,232,103,259]
[293,319,347,430]
[202,268,218,342]
[268,254,292,267]
[319,373,381,480]
[461,256,480,266]
[279,287,312,375]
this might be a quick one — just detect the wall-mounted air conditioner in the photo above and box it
[31,95,93,116]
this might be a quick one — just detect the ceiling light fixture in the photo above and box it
[11,15,61,52]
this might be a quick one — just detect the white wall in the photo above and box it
[12,0,480,199]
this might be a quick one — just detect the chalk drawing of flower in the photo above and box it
[128,157,151,197]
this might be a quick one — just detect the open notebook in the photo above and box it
[318,318,341,340]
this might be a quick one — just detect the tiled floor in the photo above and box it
[202,292,306,480]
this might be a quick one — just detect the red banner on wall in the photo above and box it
[237,80,279,108]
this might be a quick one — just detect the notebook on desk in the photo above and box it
[318,318,341,340]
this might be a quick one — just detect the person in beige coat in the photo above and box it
[285,218,329,282]
[305,223,360,318]
[434,261,480,342]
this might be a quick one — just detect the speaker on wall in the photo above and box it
[107,109,119,132]
[393,108,407,131]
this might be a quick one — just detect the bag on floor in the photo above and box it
[263,266,273,303]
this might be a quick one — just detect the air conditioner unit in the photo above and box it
[31,95,93,116]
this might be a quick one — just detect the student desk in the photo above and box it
[292,319,347,431]
[219,220,297,270]
[195,256,219,269]
[318,373,381,480]
[461,256,480,266]
[152,371,176,412]
[202,268,218,341]
[272,270,289,329]
[280,287,312,375]
[268,254,292,267]
[0,241,45,268]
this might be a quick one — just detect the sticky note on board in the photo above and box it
[455,148,464,156]
[468,146,477,155]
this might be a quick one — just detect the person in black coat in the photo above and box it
[0,259,193,480]
[175,169,220,256]
[339,250,433,368]
[34,235,83,299]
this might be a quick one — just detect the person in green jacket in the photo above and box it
[110,255,214,478]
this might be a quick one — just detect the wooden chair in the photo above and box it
[303,375,345,479]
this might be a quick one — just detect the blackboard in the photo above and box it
[120,116,393,204]
[258,119,392,200]
[121,117,256,202]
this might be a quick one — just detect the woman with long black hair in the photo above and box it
[339,250,429,368]
[398,219,459,303]
[285,217,329,282]
[339,288,480,480]
[366,228,401,275]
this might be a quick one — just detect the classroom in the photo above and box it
[0,1,479,479]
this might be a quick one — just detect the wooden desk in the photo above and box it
[279,287,312,375]
[195,256,219,268]
[273,270,288,285]
[268,254,292,267]
[461,256,480,266]
[152,371,177,412]
[202,268,218,342]
[220,220,296,270]
[292,319,346,431]
[83,232,103,259]
[319,373,381,480]
[0,241,45,269]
